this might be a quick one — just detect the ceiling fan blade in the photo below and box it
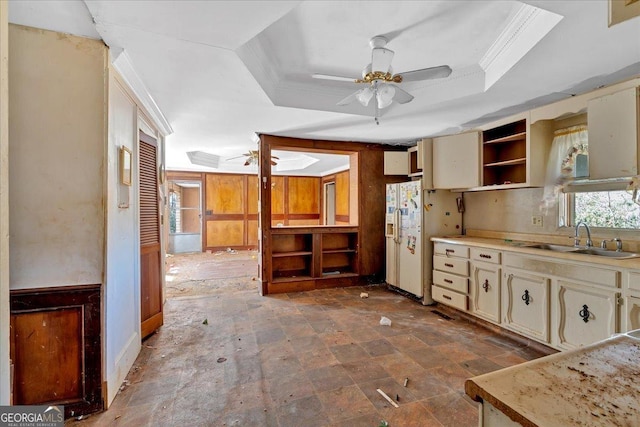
[226,155,245,161]
[337,90,361,106]
[371,47,394,73]
[397,65,452,82]
[392,86,414,104]
[312,73,357,83]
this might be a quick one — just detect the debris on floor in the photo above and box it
[379,316,392,326]
[202,318,208,325]
[403,377,409,387]
[378,421,389,427]
[377,388,399,408]
[360,292,369,298]
[226,248,237,254]
[216,357,227,363]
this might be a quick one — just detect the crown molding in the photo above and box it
[111,49,173,136]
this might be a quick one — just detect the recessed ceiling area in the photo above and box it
[7,1,640,175]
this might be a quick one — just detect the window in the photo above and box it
[571,190,640,228]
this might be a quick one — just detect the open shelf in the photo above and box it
[482,119,528,186]
[267,228,359,289]
[484,158,527,168]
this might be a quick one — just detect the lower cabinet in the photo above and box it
[626,295,640,331]
[470,261,501,323]
[502,268,550,343]
[554,280,620,350]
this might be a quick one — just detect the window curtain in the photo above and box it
[540,125,588,211]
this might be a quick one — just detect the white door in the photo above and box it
[397,181,422,297]
[555,280,619,350]
[503,269,550,343]
[471,262,501,323]
[385,184,398,286]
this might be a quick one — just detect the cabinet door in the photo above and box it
[555,280,619,350]
[433,132,480,189]
[471,262,501,323]
[624,295,640,333]
[587,87,639,179]
[503,269,550,343]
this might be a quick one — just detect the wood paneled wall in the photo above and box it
[10,285,102,417]
[168,169,348,251]
[258,135,407,294]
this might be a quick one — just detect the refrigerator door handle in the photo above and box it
[394,208,401,244]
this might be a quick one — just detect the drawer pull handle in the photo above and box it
[445,249,455,256]
[479,254,492,259]
[444,263,454,268]
[579,304,590,323]
[444,279,453,284]
[522,289,531,305]
[482,279,489,292]
[443,295,452,300]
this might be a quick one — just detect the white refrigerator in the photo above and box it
[385,179,462,304]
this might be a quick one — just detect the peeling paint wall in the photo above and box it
[463,187,559,235]
[8,25,106,288]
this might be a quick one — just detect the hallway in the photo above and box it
[69,251,550,426]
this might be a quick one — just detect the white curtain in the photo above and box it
[540,125,588,211]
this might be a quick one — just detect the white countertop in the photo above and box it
[431,235,640,269]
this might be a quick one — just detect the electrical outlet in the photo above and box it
[531,215,543,227]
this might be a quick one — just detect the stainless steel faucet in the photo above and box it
[600,237,623,251]
[574,221,593,248]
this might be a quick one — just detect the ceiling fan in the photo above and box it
[227,150,279,166]
[313,36,452,124]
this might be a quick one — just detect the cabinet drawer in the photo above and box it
[432,285,468,311]
[433,270,468,294]
[434,243,469,259]
[434,256,468,276]
[627,271,640,292]
[471,247,501,264]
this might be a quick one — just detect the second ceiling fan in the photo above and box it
[313,36,452,124]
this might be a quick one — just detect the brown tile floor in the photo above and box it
[69,251,552,427]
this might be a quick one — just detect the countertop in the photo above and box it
[431,235,640,269]
[465,330,640,426]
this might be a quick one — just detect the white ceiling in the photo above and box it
[8,1,640,176]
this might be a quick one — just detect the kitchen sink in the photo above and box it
[525,244,639,259]
[524,243,579,252]
[572,248,639,259]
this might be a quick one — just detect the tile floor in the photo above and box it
[69,252,552,427]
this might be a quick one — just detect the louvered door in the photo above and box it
[139,131,163,338]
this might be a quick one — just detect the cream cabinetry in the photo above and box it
[623,270,640,332]
[432,132,480,189]
[587,87,639,179]
[502,268,550,343]
[469,248,501,323]
[555,279,620,351]
[626,296,640,331]
[432,243,469,310]
[432,239,631,351]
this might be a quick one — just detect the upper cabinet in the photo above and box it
[433,131,480,189]
[475,112,553,191]
[587,87,639,179]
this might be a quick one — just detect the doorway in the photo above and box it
[168,180,202,254]
[324,181,336,225]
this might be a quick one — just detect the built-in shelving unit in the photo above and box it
[408,145,422,177]
[482,120,527,186]
[268,226,359,293]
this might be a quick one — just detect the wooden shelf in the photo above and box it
[483,132,526,145]
[484,158,527,168]
[272,275,314,283]
[272,251,313,258]
[321,272,358,278]
[322,249,356,254]
[482,119,528,186]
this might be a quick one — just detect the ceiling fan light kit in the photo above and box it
[315,35,452,124]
